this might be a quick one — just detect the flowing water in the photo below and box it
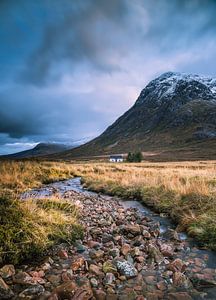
[22,177,216,298]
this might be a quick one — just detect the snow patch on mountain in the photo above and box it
[138,72,216,105]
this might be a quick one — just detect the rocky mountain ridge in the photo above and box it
[51,72,216,160]
[138,72,216,104]
[0,143,72,159]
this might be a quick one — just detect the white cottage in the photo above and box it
[109,155,124,162]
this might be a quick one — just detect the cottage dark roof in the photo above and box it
[109,155,123,159]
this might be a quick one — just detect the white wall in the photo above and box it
[109,158,123,162]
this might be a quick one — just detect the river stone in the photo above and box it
[13,271,34,285]
[172,272,192,289]
[132,235,144,246]
[102,233,113,243]
[136,256,145,263]
[145,291,164,300]
[102,261,117,274]
[57,249,68,260]
[0,277,14,299]
[0,265,15,279]
[41,262,51,271]
[189,274,216,289]
[75,242,86,253]
[126,254,134,264]
[131,247,141,257]
[113,235,123,244]
[164,229,179,241]
[89,249,104,259]
[71,257,85,271]
[121,244,131,256]
[194,257,204,267]
[50,279,93,299]
[160,243,174,257]
[61,270,73,282]
[90,277,98,288]
[89,264,103,276]
[106,292,118,300]
[93,289,106,300]
[168,259,186,273]
[142,230,151,239]
[115,259,138,278]
[18,284,45,298]
[87,241,101,249]
[121,225,141,236]
[118,290,137,300]
[109,248,120,258]
[90,228,102,237]
[44,256,54,265]
[47,274,61,286]
[104,273,116,285]
[148,244,164,264]
[167,292,192,300]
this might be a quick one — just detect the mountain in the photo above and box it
[53,72,216,161]
[1,143,73,159]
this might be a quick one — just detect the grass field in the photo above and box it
[0,161,82,265]
[1,159,216,264]
[71,160,216,250]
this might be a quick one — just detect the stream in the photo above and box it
[22,177,216,299]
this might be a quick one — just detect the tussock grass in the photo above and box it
[0,195,82,264]
[72,161,216,250]
[0,161,82,265]
[0,161,75,193]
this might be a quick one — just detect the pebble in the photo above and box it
[90,277,98,288]
[71,257,85,271]
[0,277,14,299]
[13,271,34,285]
[0,265,15,279]
[121,244,131,256]
[104,272,115,285]
[89,264,103,276]
[18,284,45,298]
[102,261,117,274]
[57,249,68,260]
[115,259,138,278]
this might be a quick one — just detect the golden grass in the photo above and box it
[1,159,216,261]
[73,161,216,195]
[0,160,82,265]
[0,160,76,194]
[69,160,216,249]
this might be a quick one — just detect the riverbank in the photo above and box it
[1,177,216,299]
[0,161,82,265]
[73,161,216,250]
[1,159,215,265]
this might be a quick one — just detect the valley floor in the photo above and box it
[1,178,216,299]
[0,160,216,299]
[74,160,216,250]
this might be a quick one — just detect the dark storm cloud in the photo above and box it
[0,91,46,138]
[1,0,216,154]
[0,81,117,145]
[20,0,128,85]
[20,0,216,85]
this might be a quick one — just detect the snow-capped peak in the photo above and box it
[157,72,216,95]
[138,71,216,104]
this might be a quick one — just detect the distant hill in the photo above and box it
[53,72,216,161]
[1,143,73,159]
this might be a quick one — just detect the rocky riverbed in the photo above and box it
[1,178,216,299]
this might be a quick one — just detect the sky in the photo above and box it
[1,0,216,154]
